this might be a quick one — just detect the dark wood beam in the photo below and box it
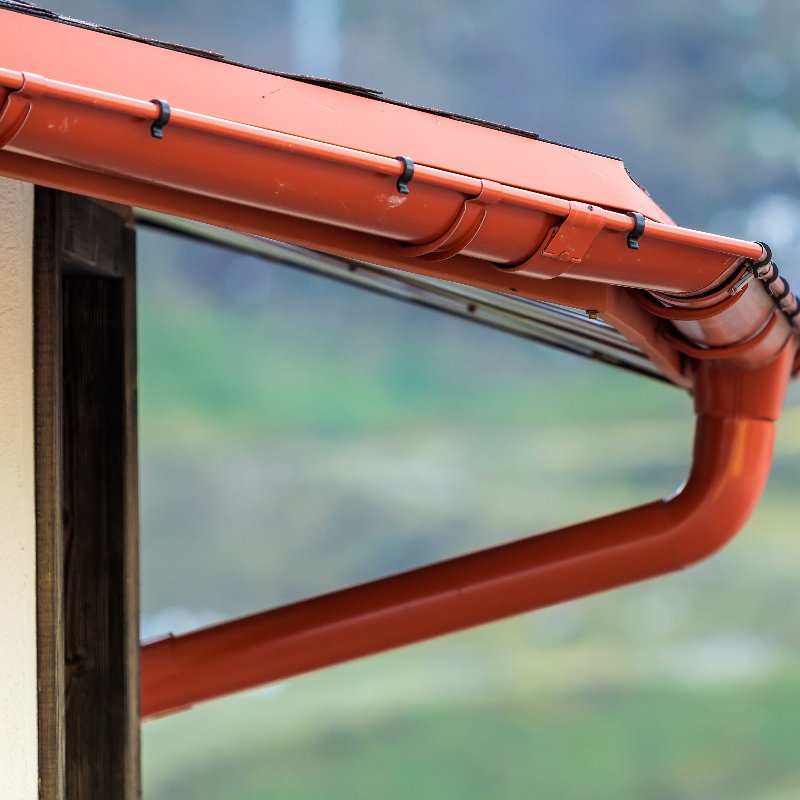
[35,188,140,799]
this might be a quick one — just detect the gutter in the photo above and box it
[1,68,796,365]
[0,69,780,295]
[0,58,797,718]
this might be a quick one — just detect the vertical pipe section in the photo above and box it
[141,345,795,719]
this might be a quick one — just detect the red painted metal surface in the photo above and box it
[1,7,798,720]
[0,14,793,376]
[140,346,796,719]
[0,66,765,297]
[0,145,695,386]
[0,9,670,221]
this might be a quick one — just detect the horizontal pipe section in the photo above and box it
[0,68,766,294]
[140,345,795,719]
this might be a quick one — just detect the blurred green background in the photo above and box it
[48,1,800,797]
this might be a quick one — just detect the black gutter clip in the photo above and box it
[150,99,171,140]
[753,241,773,273]
[625,211,645,250]
[395,156,414,194]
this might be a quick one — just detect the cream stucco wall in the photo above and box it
[0,177,38,798]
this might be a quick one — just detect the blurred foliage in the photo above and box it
[135,234,799,800]
[137,232,694,619]
[39,0,800,797]
[146,674,800,800]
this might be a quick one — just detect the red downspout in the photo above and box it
[0,57,794,720]
[140,344,795,719]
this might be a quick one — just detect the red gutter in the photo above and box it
[1,65,794,374]
[0,68,768,295]
[0,142,692,388]
[141,346,795,719]
[0,9,797,720]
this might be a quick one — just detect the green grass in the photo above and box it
[144,663,800,800]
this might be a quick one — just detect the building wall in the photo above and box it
[0,177,38,798]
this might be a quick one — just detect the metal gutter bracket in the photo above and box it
[394,155,414,194]
[503,200,608,280]
[540,201,606,264]
[149,98,171,139]
[625,211,645,250]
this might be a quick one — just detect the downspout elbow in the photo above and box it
[138,343,796,719]
[664,343,795,568]
[666,414,775,567]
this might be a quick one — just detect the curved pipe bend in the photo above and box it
[140,345,795,719]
